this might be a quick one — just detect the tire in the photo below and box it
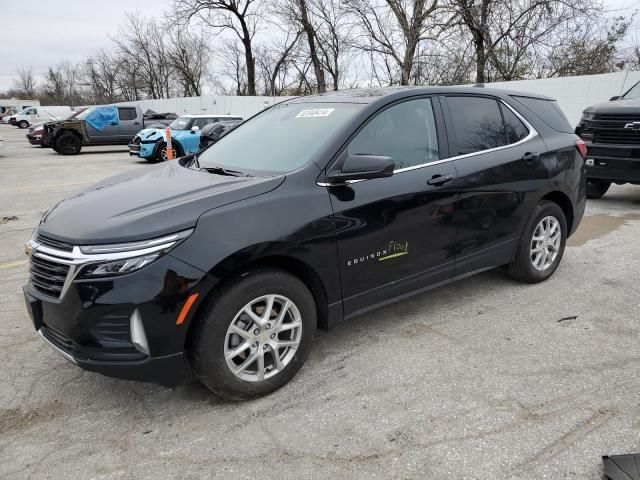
[189,268,316,400]
[586,179,611,199]
[507,200,567,283]
[154,140,180,162]
[54,132,82,155]
[17,120,29,129]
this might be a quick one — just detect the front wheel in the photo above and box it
[189,269,316,400]
[586,179,611,199]
[54,132,82,155]
[507,200,567,283]
[17,120,29,129]
[154,141,179,162]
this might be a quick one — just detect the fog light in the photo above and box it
[585,159,595,167]
[130,309,149,355]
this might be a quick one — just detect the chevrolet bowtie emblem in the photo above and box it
[624,121,640,130]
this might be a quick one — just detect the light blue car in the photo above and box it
[129,114,243,162]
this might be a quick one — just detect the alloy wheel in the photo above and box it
[530,215,561,271]
[224,294,303,382]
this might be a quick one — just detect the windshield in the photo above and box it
[622,82,640,100]
[169,117,192,130]
[198,102,364,174]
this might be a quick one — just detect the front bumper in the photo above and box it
[128,139,156,159]
[23,253,210,387]
[26,133,43,145]
[583,140,640,183]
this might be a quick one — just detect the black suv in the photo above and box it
[575,81,640,198]
[24,87,586,400]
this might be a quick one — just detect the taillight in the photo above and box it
[575,139,587,159]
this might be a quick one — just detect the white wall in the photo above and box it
[116,95,294,119]
[114,71,640,127]
[480,71,640,126]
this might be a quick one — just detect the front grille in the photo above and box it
[36,234,73,252]
[29,255,70,298]
[594,114,640,123]
[593,129,640,145]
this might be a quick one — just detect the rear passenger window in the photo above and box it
[348,98,440,170]
[511,96,572,133]
[501,105,529,143]
[447,96,507,155]
[117,108,137,121]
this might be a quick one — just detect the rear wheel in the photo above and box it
[586,179,611,199]
[54,132,82,155]
[189,268,316,400]
[507,200,567,283]
[17,120,29,129]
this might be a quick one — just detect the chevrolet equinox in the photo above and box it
[24,87,586,400]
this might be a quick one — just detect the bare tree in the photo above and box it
[314,0,353,90]
[447,0,602,83]
[167,28,212,96]
[346,0,440,85]
[256,29,303,95]
[14,66,37,98]
[174,0,261,95]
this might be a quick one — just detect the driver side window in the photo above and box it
[348,98,440,170]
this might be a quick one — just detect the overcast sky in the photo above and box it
[1,0,639,92]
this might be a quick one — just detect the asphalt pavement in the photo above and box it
[0,123,639,479]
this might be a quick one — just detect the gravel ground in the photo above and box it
[0,124,639,480]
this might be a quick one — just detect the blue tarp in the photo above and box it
[85,106,119,132]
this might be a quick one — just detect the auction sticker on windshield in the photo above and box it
[296,108,335,118]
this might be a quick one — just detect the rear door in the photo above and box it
[440,94,549,276]
[329,96,459,317]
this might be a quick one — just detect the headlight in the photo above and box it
[581,110,595,121]
[76,229,192,278]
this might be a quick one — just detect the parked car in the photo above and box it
[129,114,243,162]
[199,120,242,149]
[575,80,640,198]
[44,106,176,155]
[27,109,86,147]
[24,87,586,399]
[11,106,73,129]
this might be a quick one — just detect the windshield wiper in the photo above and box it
[200,165,249,177]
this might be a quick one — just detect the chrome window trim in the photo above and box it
[318,99,537,186]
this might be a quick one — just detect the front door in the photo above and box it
[328,97,459,317]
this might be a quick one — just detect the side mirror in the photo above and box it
[326,154,395,184]
[610,96,620,101]
[191,125,200,133]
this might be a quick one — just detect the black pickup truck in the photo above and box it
[575,81,640,198]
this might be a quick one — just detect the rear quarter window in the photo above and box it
[511,96,573,133]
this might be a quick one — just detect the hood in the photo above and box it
[584,97,640,115]
[136,128,193,140]
[136,128,164,139]
[38,161,285,244]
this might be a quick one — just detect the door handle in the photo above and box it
[134,122,141,125]
[522,152,540,163]
[427,174,455,186]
